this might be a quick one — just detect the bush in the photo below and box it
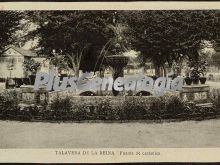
[50,96,72,120]
[1,91,220,122]
[72,102,91,120]
[149,96,166,119]
[96,98,120,120]
[120,98,151,120]
[210,88,220,109]
[0,90,19,111]
[0,90,19,119]
[50,96,72,112]
[165,95,188,119]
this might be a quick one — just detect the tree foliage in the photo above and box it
[0,11,22,53]
[25,11,115,76]
[119,10,220,75]
[23,58,41,75]
[20,11,220,76]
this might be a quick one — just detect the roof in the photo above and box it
[4,46,37,57]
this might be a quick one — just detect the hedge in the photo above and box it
[0,90,220,122]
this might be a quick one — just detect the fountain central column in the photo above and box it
[106,55,129,96]
[104,12,129,95]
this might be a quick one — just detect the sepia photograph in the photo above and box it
[0,5,220,156]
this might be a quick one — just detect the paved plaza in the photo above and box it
[1,119,220,148]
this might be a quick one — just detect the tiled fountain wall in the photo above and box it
[18,84,211,108]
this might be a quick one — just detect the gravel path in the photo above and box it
[1,119,220,148]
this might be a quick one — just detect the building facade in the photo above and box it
[0,46,49,79]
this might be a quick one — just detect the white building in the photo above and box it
[0,46,49,79]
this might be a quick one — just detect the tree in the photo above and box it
[211,52,220,68]
[0,11,22,53]
[25,11,115,77]
[120,10,220,76]
[23,58,41,75]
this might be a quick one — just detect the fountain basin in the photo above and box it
[106,55,129,96]
[179,85,210,102]
[106,55,129,68]
[18,85,48,105]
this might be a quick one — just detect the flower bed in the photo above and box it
[0,90,220,122]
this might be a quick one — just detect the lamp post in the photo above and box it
[8,63,14,87]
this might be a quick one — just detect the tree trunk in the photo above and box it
[66,53,81,78]
[163,65,167,77]
[100,70,105,78]
[154,65,163,77]
[155,65,159,76]
[160,67,164,77]
[74,57,81,77]
[75,69,79,77]
[178,67,182,76]
[74,65,80,77]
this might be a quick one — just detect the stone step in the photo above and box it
[195,103,213,108]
